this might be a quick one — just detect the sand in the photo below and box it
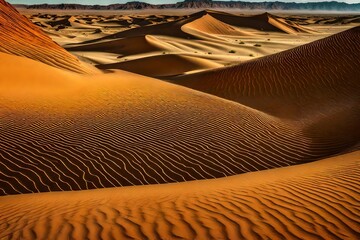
[1,151,359,239]
[3,51,349,194]
[1,0,360,239]
[0,0,96,74]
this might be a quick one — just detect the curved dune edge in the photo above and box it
[96,54,222,77]
[1,151,359,239]
[0,0,96,74]
[66,35,164,56]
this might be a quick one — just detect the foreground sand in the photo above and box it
[1,151,359,239]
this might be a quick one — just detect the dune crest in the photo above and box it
[97,54,222,77]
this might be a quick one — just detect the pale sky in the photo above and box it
[8,0,360,5]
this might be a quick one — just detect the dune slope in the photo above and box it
[97,54,222,77]
[1,151,359,239]
[0,0,94,73]
[181,13,246,36]
[191,10,313,34]
[1,51,354,195]
[173,27,360,149]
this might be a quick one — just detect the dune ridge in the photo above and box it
[182,14,246,36]
[97,54,222,77]
[1,151,359,239]
[0,0,95,74]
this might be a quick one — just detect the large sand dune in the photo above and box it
[173,27,360,146]
[1,151,359,239]
[2,51,346,195]
[0,0,95,74]
[196,10,314,34]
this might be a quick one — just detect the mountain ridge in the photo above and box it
[14,1,360,11]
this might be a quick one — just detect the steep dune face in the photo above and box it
[0,52,350,195]
[193,10,313,34]
[67,35,162,56]
[173,27,360,149]
[1,151,359,239]
[97,54,222,77]
[0,0,94,73]
[182,14,246,36]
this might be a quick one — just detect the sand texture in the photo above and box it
[1,151,360,239]
[0,0,96,74]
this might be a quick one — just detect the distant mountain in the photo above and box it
[14,0,360,11]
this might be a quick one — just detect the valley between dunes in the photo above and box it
[0,0,360,239]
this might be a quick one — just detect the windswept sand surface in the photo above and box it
[1,1,360,239]
[172,27,360,120]
[1,151,360,239]
[2,51,349,194]
[0,0,96,74]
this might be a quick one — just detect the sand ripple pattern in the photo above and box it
[0,0,92,74]
[174,26,360,119]
[1,152,359,239]
[0,90,352,196]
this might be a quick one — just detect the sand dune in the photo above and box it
[66,35,162,56]
[97,54,222,77]
[2,51,356,195]
[191,10,314,34]
[173,26,360,119]
[1,151,359,239]
[0,0,95,73]
[182,14,247,36]
[172,27,360,154]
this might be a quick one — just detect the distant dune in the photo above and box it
[1,151,359,239]
[66,10,316,75]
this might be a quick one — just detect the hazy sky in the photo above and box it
[8,0,360,5]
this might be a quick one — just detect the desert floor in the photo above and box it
[0,2,360,239]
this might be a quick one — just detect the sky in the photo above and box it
[8,0,360,4]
